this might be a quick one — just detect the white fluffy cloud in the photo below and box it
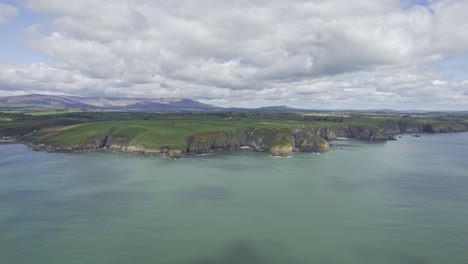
[0,3,17,24]
[1,0,468,109]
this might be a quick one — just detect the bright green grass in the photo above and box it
[38,119,296,148]
[37,116,390,149]
[45,122,112,146]
[42,120,192,149]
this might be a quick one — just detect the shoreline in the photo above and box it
[3,112,467,159]
[3,131,468,159]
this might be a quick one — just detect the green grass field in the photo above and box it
[35,115,388,149]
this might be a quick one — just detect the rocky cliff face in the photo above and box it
[377,120,468,134]
[186,128,329,156]
[331,126,392,140]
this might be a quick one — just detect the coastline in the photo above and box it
[5,130,468,159]
[2,112,467,159]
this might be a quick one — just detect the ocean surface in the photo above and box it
[1,133,468,264]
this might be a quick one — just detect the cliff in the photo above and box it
[186,128,329,156]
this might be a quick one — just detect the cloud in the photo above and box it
[0,0,467,109]
[0,3,17,24]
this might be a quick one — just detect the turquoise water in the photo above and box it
[1,133,468,264]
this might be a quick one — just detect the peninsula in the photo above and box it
[1,98,467,158]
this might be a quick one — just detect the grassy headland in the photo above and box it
[1,110,467,157]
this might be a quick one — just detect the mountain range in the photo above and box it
[0,94,222,111]
[2,94,436,113]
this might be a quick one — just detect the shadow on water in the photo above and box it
[395,253,430,264]
[0,187,149,230]
[384,172,468,202]
[204,157,271,172]
[355,247,431,264]
[179,185,233,202]
[0,188,150,243]
[212,162,256,172]
[188,240,303,264]
[327,176,367,193]
[63,158,133,187]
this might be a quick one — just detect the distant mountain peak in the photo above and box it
[257,105,297,111]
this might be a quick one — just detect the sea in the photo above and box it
[1,133,467,264]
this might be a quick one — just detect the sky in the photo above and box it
[0,0,468,110]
